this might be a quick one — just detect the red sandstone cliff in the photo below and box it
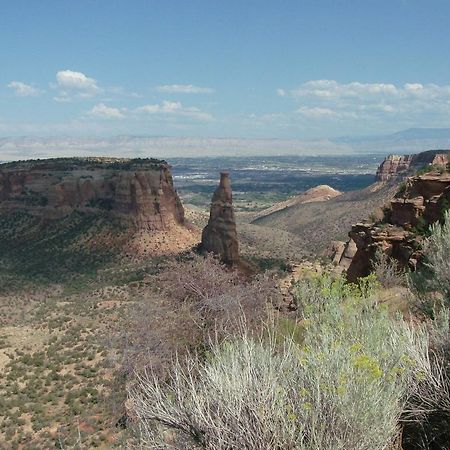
[0,157,185,230]
[375,150,450,182]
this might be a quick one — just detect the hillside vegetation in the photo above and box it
[252,182,397,253]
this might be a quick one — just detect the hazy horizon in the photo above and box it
[2,127,450,161]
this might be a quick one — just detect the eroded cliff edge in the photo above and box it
[343,171,450,281]
[375,150,450,181]
[0,157,185,230]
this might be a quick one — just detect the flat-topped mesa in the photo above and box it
[201,172,239,266]
[375,150,450,182]
[0,157,185,230]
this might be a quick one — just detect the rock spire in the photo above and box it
[201,172,239,266]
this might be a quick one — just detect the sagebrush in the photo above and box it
[128,274,432,449]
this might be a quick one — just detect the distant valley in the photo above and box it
[171,154,379,212]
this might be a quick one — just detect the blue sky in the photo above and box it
[1,0,450,139]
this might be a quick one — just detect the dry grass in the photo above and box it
[252,183,397,254]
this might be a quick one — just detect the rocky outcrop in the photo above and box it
[375,150,450,182]
[375,155,415,181]
[346,223,422,281]
[344,171,450,281]
[390,173,450,228]
[327,239,358,271]
[0,157,185,230]
[201,172,239,266]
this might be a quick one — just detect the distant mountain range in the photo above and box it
[336,127,450,142]
[390,128,450,139]
[1,128,450,161]
[333,128,450,153]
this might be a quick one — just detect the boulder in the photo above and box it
[327,239,357,270]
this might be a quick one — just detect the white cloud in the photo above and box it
[276,88,286,97]
[155,84,215,94]
[279,79,450,125]
[88,103,124,119]
[296,106,359,120]
[57,70,98,91]
[296,106,340,118]
[7,81,42,97]
[404,83,423,92]
[136,100,182,114]
[135,100,212,121]
[53,70,100,100]
[53,95,72,103]
[291,80,398,99]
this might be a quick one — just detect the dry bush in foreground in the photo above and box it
[157,253,281,338]
[401,308,450,450]
[371,249,407,289]
[120,253,280,380]
[422,210,450,303]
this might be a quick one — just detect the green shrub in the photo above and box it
[397,181,407,196]
[412,216,430,236]
[413,210,450,305]
[438,196,450,221]
[416,164,445,176]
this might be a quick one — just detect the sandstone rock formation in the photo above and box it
[201,172,239,266]
[375,150,450,182]
[375,155,415,182]
[346,223,421,281]
[327,239,358,272]
[0,157,185,230]
[344,171,450,281]
[390,173,450,228]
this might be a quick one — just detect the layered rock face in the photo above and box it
[346,224,421,281]
[0,157,185,230]
[201,172,239,266]
[390,173,450,228]
[328,239,358,272]
[344,171,450,281]
[375,155,415,181]
[375,150,449,182]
